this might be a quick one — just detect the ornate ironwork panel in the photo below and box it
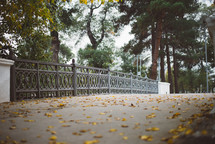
[10,59,158,101]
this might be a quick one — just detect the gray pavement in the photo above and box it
[0,93,215,144]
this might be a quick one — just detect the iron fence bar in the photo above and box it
[117,73,119,89]
[55,65,59,97]
[11,58,159,101]
[15,68,37,72]
[87,68,90,95]
[15,68,74,74]
[108,66,111,94]
[36,62,40,98]
[10,64,16,101]
[98,71,101,94]
[16,89,74,92]
[72,59,77,96]
[130,71,133,94]
[76,65,107,71]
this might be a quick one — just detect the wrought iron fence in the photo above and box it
[10,59,158,101]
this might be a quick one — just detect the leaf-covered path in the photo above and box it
[0,94,215,144]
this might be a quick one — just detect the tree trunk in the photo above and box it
[151,22,155,61]
[87,4,97,50]
[166,43,173,93]
[49,1,60,63]
[151,15,163,80]
[173,46,179,93]
[86,3,106,50]
[160,42,165,82]
[51,30,60,63]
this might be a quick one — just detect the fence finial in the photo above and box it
[108,65,110,71]
[72,59,75,64]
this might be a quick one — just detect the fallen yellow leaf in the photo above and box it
[51,131,56,134]
[185,129,193,135]
[24,120,35,122]
[201,130,208,135]
[122,118,127,121]
[94,135,103,138]
[99,113,105,115]
[121,125,128,128]
[61,124,70,127]
[84,140,99,144]
[167,138,173,144]
[1,120,5,123]
[49,135,57,140]
[139,135,153,141]
[123,136,128,140]
[90,131,96,134]
[109,129,117,132]
[72,132,82,136]
[45,113,52,117]
[58,104,65,107]
[172,135,179,139]
[9,126,16,130]
[22,128,29,131]
[146,127,160,131]
[168,129,178,135]
[146,113,156,119]
[119,133,124,136]
[80,129,88,133]
[92,122,97,125]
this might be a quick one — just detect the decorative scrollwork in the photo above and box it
[12,59,158,101]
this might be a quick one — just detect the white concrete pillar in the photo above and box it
[0,58,14,103]
[158,82,170,94]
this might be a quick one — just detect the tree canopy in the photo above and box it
[0,0,214,93]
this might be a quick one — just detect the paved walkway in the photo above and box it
[0,94,215,144]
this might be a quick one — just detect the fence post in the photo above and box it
[55,65,59,97]
[108,66,111,94]
[98,70,101,94]
[156,80,159,94]
[87,68,90,95]
[10,64,16,101]
[36,62,40,98]
[144,76,148,94]
[130,71,133,94]
[72,59,77,96]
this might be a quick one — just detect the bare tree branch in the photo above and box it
[87,3,97,49]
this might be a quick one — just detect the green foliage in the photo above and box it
[78,44,114,68]
[72,2,119,48]
[117,0,200,56]
[16,31,74,63]
[119,51,135,73]
[0,0,52,49]
[17,31,52,61]
[118,50,149,77]
[59,44,74,63]
[178,68,214,93]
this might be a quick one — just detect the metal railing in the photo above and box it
[10,59,158,101]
